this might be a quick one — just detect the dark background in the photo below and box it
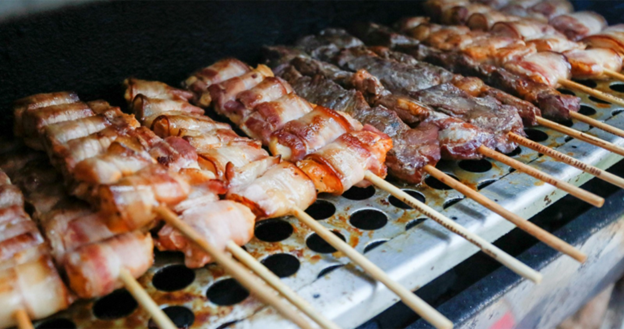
[0,0,617,137]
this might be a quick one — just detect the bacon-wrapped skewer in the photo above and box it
[13,90,311,328]
[0,167,73,329]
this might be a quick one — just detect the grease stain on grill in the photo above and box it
[317,264,344,278]
[93,289,138,320]
[349,209,388,230]
[443,197,464,209]
[206,278,250,306]
[574,79,597,88]
[152,264,195,292]
[610,83,624,93]
[406,218,427,230]
[364,239,388,253]
[306,231,346,253]
[261,253,300,278]
[148,306,195,329]
[579,105,597,116]
[425,174,459,190]
[389,190,426,208]
[254,219,293,242]
[458,159,492,173]
[342,185,375,200]
[504,147,522,157]
[557,88,576,95]
[478,179,497,190]
[306,200,336,220]
[524,129,548,142]
[36,319,76,329]
[589,95,610,104]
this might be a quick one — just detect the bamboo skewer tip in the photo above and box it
[559,78,624,108]
[118,268,176,329]
[14,309,34,329]
[568,111,624,139]
[604,69,624,83]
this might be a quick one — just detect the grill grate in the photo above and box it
[31,82,624,329]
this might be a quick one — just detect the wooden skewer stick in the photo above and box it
[155,206,315,329]
[226,241,341,329]
[118,269,177,329]
[568,111,624,139]
[605,69,624,83]
[508,132,624,189]
[291,206,453,329]
[364,172,542,283]
[14,309,33,329]
[423,165,586,262]
[536,117,624,157]
[478,145,604,207]
[559,79,624,108]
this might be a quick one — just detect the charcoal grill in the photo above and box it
[2,1,624,329]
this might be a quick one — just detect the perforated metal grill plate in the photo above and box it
[33,81,624,329]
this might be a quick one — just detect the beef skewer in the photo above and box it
[353,20,624,157]
[269,45,587,262]
[12,92,315,329]
[349,22,624,189]
[288,29,603,207]
[132,76,454,329]
[186,58,543,285]
[125,78,339,329]
[419,1,624,131]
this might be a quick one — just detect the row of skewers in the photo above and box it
[4,2,624,328]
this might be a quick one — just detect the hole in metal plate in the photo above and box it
[574,79,597,88]
[458,159,492,173]
[342,185,375,200]
[364,239,388,253]
[613,108,624,116]
[152,264,195,292]
[350,209,388,230]
[477,179,497,190]
[443,197,464,209]
[206,278,250,306]
[557,88,575,95]
[148,306,195,329]
[261,253,300,278]
[36,319,76,329]
[388,190,426,209]
[254,219,293,242]
[579,105,597,116]
[425,174,459,190]
[589,95,610,104]
[524,129,548,142]
[306,231,346,253]
[317,264,344,278]
[504,146,522,157]
[406,218,427,230]
[215,321,240,329]
[610,83,624,93]
[306,200,336,220]
[564,136,573,142]
[93,289,138,320]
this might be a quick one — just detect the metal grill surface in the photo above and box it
[32,81,624,329]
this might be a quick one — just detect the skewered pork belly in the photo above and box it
[549,11,607,41]
[583,25,624,56]
[183,58,252,107]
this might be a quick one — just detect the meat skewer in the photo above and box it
[186,58,543,287]
[268,44,587,262]
[288,29,603,207]
[0,167,73,329]
[420,1,624,129]
[348,22,624,188]
[357,20,624,157]
[129,77,453,329]
[125,78,339,329]
[0,146,176,329]
[11,92,315,329]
